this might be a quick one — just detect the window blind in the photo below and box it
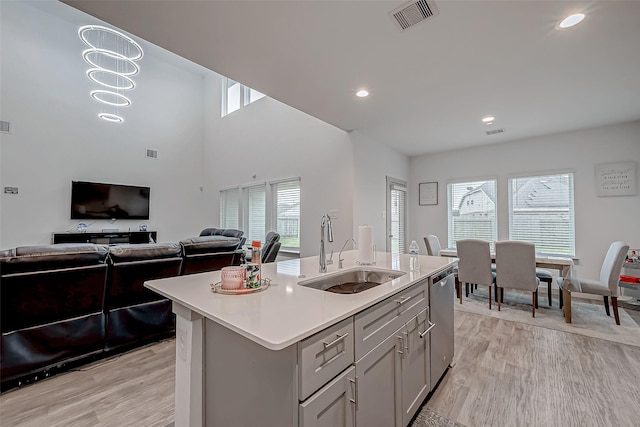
[220,188,239,229]
[447,180,497,250]
[508,173,575,256]
[273,179,300,250]
[246,185,266,244]
[390,183,407,254]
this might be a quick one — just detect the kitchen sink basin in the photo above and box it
[299,268,406,294]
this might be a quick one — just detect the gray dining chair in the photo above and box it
[558,241,629,325]
[495,241,540,317]
[425,234,461,299]
[424,235,442,256]
[456,239,495,308]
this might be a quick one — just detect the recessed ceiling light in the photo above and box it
[356,90,369,98]
[558,13,585,29]
[482,116,495,123]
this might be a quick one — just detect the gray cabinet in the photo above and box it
[203,277,447,427]
[300,366,356,427]
[355,331,402,427]
[353,281,431,427]
[354,278,428,360]
[298,317,355,401]
[400,307,430,426]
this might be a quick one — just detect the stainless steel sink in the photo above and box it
[299,268,406,294]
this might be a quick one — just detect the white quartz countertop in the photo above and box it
[145,250,457,350]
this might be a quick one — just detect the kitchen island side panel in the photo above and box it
[205,318,299,427]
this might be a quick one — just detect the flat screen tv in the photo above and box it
[71,181,150,220]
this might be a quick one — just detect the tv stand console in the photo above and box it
[52,231,157,245]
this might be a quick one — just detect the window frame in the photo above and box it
[507,170,575,257]
[219,187,241,230]
[447,177,498,250]
[271,178,301,252]
[219,177,301,254]
[221,77,266,117]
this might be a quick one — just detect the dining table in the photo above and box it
[439,248,579,323]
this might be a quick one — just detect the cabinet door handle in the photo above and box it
[349,376,358,409]
[419,320,436,339]
[395,295,410,305]
[402,330,409,352]
[322,332,349,349]
[396,335,404,355]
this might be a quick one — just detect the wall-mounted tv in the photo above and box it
[71,181,150,220]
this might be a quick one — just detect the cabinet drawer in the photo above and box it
[298,317,355,401]
[354,280,427,360]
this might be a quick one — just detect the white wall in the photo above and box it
[0,1,208,248]
[351,131,410,251]
[409,121,640,280]
[202,74,355,258]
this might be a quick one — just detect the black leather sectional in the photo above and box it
[0,231,244,390]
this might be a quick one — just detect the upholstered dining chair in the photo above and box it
[424,235,442,256]
[558,241,629,325]
[456,239,495,308]
[425,234,462,299]
[495,241,540,317]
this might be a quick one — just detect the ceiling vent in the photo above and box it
[390,0,439,31]
[486,128,505,136]
[0,121,11,134]
[146,149,158,159]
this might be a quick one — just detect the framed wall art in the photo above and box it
[419,182,438,205]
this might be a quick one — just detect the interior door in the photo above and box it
[386,177,407,254]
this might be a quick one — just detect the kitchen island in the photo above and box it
[145,250,457,427]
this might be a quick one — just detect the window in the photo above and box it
[219,177,301,252]
[220,188,240,229]
[221,77,266,117]
[245,184,266,244]
[508,172,575,256]
[386,178,407,254]
[273,179,301,251]
[447,179,497,249]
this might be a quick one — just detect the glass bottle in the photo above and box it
[409,240,420,271]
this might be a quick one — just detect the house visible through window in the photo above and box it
[508,173,575,256]
[221,77,266,117]
[220,178,301,252]
[447,180,498,250]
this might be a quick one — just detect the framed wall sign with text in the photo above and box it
[595,161,636,197]
[419,182,438,205]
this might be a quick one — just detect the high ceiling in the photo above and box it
[61,0,640,156]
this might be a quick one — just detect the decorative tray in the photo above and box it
[210,278,271,295]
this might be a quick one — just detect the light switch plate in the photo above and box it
[4,186,18,194]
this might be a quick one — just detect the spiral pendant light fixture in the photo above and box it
[79,25,144,123]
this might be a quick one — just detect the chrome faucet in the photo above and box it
[319,214,334,273]
[338,238,357,269]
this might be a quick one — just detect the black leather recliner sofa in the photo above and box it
[0,231,245,390]
[180,235,244,275]
[105,243,183,351]
[1,244,109,385]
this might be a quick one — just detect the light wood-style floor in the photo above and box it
[2,310,640,427]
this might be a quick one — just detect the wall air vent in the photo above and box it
[146,149,158,159]
[0,121,11,134]
[390,0,439,31]
[486,128,505,136]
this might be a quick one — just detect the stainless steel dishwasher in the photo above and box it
[429,268,455,391]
